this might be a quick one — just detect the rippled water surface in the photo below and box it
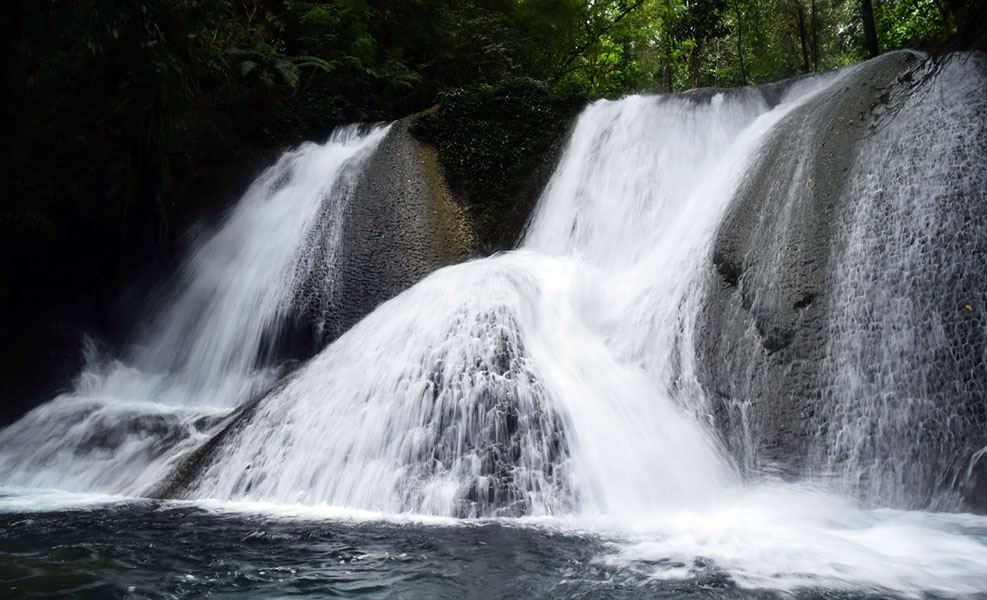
[3,497,987,600]
[0,501,688,600]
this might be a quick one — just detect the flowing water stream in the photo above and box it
[2,53,987,598]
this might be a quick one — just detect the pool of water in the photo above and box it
[3,493,985,600]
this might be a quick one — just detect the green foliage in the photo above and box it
[228,44,332,88]
[875,0,955,49]
[410,78,586,245]
[2,0,966,265]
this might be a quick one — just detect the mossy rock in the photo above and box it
[410,78,586,250]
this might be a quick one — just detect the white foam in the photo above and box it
[599,483,987,596]
[0,487,132,513]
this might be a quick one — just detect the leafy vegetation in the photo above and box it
[2,0,971,251]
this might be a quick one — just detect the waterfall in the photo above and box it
[178,73,846,517]
[3,51,987,595]
[134,124,391,409]
[0,125,389,494]
[2,51,984,518]
[693,51,987,511]
[172,52,987,521]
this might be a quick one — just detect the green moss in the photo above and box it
[420,140,474,263]
[410,78,586,248]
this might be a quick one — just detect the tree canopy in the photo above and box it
[0,0,972,271]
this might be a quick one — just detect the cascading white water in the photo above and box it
[172,59,987,593]
[184,78,842,517]
[0,125,389,494]
[134,124,390,409]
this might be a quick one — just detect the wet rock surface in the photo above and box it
[699,53,918,474]
[698,51,987,510]
[326,118,476,339]
[271,118,476,361]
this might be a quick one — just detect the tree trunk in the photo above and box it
[689,43,701,88]
[861,0,880,57]
[664,0,676,91]
[810,0,819,71]
[734,0,748,84]
[795,1,809,74]
[713,38,721,86]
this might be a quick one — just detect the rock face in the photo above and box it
[282,110,570,358]
[698,51,987,510]
[275,117,476,360]
[161,288,573,517]
[698,55,908,472]
[324,118,476,336]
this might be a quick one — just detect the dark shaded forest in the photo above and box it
[0,0,983,422]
